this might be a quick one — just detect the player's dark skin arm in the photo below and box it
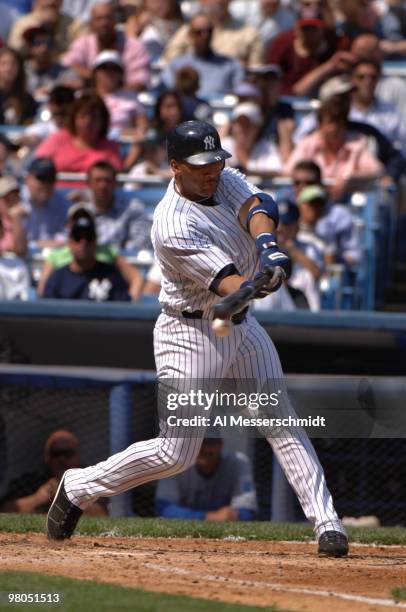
[216,195,277,297]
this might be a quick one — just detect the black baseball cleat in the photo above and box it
[318,531,349,557]
[46,473,83,540]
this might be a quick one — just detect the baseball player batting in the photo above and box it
[46,120,348,557]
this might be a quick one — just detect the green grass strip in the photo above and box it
[0,571,285,612]
[392,587,406,601]
[0,513,406,546]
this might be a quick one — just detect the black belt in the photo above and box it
[181,306,248,325]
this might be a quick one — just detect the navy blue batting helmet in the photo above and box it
[167,120,231,166]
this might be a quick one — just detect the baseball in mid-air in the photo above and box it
[212,318,232,337]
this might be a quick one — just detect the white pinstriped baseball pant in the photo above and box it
[64,312,345,537]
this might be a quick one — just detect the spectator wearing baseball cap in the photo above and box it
[276,198,323,311]
[22,24,75,98]
[0,175,27,257]
[37,202,145,301]
[297,184,361,265]
[247,64,295,162]
[43,213,131,302]
[8,0,78,57]
[91,50,148,158]
[20,157,71,249]
[253,198,313,311]
[222,102,283,177]
[266,6,352,96]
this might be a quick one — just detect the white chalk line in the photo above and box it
[143,561,406,609]
[74,549,406,609]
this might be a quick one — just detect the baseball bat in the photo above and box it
[211,266,285,337]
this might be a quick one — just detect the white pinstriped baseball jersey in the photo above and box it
[152,167,260,316]
[61,160,346,542]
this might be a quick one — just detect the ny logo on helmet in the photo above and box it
[204,135,216,150]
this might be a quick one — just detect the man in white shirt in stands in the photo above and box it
[0,215,30,300]
[349,59,406,157]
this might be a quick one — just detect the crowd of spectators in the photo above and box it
[0,0,404,309]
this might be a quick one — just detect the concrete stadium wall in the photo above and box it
[0,301,405,375]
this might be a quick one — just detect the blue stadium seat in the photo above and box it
[53,186,167,210]
[118,187,166,208]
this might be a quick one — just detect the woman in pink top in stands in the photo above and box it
[285,98,383,201]
[35,93,123,186]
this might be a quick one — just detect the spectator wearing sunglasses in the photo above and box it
[8,0,78,57]
[37,204,144,300]
[0,429,107,515]
[349,59,406,157]
[278,160,360,265]
[163,0,263,68]
[350,34,406,123]
[22,24,75,98]
[43,213,131,301]
[291,160,322,197]
[160,13,244,98]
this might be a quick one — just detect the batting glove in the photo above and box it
[256,232,291,279]
[240,271,283,299]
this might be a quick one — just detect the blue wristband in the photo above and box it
[255,232,278,252]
